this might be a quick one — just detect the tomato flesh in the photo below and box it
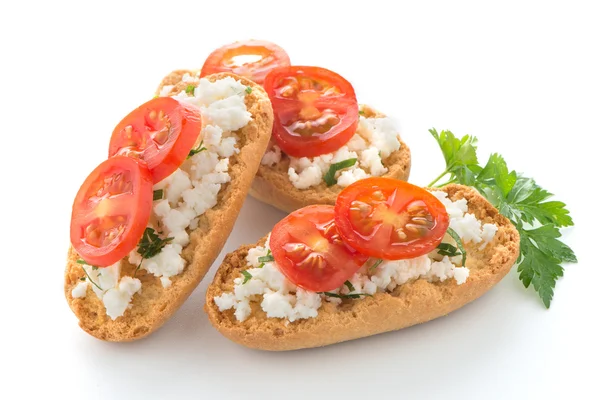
[200,40,291,85]
[264,66,359,158]
[70,156,153,267]
[270,205,368,292]
[335,178,450,260]
[108,97,202,184]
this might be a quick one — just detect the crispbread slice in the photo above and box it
[64,73,273,341]
[248,104,411,213]
[205,184,520,351]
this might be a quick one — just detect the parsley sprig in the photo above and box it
[135,228,173,276]
[429,128,576,307]
[320,291,373,299]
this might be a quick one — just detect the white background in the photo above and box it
[1,1,597,399]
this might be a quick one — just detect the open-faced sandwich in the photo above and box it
[156,40,411,213]
[205,178,520,350]
[65,73,273,341]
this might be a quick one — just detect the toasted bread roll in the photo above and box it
[205,184,519,351]
[249,104,411,213]
[65,73,273,341]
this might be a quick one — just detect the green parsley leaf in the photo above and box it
[187,141,206,158]
[444,228,467,267]
[241,270,252,284]
[79,277,86,281]
[428,129,480,187]
[76,259,86,264]
[359,110,365,115]
[344,280,356,292]
[245,86,252,94]
[185,85,195,94]
[429,128,576,307]
[153,189,163,201]
[320,292,373,299]
[324,158,358,186]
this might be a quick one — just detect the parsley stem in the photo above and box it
[428,168,451,187]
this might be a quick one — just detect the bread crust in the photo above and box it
[64,72,273,342]
[205,184,520,351]
[248,104,411,213]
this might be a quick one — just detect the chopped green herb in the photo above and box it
[241,270,252,284]
[135,228,173,276]
[92,266,99,271]
[258,250,272,268]
[444,228,466,267]
[324,158,358,186]
[320,292,373,299]
[79,277,86,281]
[77,260,102,291]
[436,242,462,258]
[429,128,576,307]
[188,141,206,158]
[153,94,159,99]
[153,189,164,201]
[344,280,355,292]
[245,86,252,94]
[258,254,274,263]
[359,110,365,115]
[185,84,195,94]
[369,259,383,272]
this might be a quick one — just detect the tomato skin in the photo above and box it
[335,178,450,260]
[200,40,291,85]
[108,97,202,184]
[263,66,359,158]
[70,156,153,267]
[270,205,368,292]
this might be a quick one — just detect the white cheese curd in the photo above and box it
[127,75,251,288]
[215,192,498,322]
[260,115,402,189]
[76,75,251,319]
[71,281,88,298]
[102,277,143,320]
[74,261,142,320]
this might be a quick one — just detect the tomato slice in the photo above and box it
[200,40,291,85]
[335,178,449,260]
[270,205,368,292]
[264,66,359,158]
[70,156,153,267]
[108,97,202,184]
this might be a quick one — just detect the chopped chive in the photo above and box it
[369,259,383,272]
[445,228,467,267]
[258,254,274,263]
[185,85,195,94]
[245,86,252,94]
[241,270,252,284]
[324,158,358,186]
[344,280,356,292]
[188,141,206,158]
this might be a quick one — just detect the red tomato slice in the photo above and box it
[200,40,291,85]
[335,178,450,260]
[108,97,202,184]
[70,156,153,267]
[270,205,368,292]
[264,66,359,158]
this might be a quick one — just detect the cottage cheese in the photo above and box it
[128,75,251,287]
[261,114,402,189]
[71,261,142,320]
[214,192,498,322]
[76,75,251,320]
